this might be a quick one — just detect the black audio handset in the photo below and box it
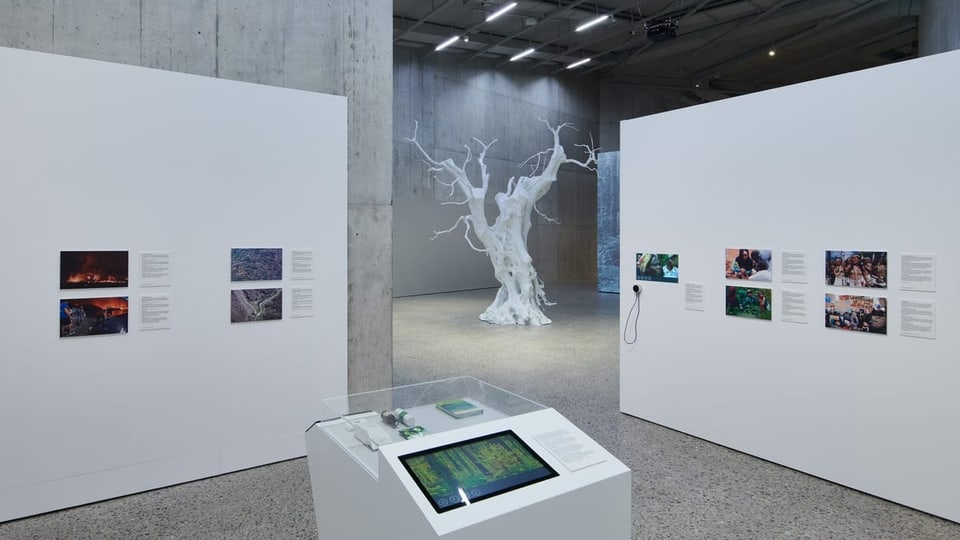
[623,284,642,345]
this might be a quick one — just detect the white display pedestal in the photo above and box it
[305,377,631,539]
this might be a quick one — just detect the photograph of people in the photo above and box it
[824,293,887,334]
[725,285,772,320]
[725,248,772,281]
[662,255,679,280]
[825,251,887,288]
[636,253,679,283]
[59,297,129,338]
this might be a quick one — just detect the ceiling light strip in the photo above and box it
[575,14,609,32]
[567,58,591,69]
[435,35,461,51]
[486,2,518,22]
[510,48,536,61]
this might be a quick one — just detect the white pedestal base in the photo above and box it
[306,408,630,539]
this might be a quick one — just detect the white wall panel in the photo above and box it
[0,47,347,521]
[620,50,960,522]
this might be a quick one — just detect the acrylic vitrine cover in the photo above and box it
[398,430,558,513]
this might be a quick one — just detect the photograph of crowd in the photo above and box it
[60,296,129,337]
[824,293,887,334]
[60,251,129,289]
[825,251,887,288]
[636,253,679,283]
[725,285,772,320]
[725,248,772,282]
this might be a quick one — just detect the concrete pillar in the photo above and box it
[0,0,394,393]
[343,2,393,393]
[920,0,960,56]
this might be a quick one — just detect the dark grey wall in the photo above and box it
[393,48,601,295]
[599,84,678,151]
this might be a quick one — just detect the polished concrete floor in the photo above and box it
[2,283,958,539]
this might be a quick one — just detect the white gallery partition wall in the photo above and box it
[619,49,960,522]
[0,47,347,522]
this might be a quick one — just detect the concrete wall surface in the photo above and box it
[393,48,600,296]
[0,0,393,393]
[920,0,960,56]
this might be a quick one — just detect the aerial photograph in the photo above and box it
[230,288,282,323]
[230,248,282,281]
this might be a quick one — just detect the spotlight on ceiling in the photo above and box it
[768,49,776,57]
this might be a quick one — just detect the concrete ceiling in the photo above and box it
[394,0,919,101]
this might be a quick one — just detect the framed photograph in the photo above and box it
[825,251,887,288]
[60,297,128,337]
[725,285,772,320]
[230,288,282,323]
[60,251,129,289]
[230,248,282,282]
[725,248,772,282]
[636,253,679,283]
[825,293,887,334]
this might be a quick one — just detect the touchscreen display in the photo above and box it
[398,430,558,513]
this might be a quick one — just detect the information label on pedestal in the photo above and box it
[535,429,606,472]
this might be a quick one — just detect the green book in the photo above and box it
[436,398,483,419]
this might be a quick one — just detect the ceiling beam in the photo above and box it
[523,1,643,69]
[687,0,801,57]
[394,0,459,44]
[567,0,717,74]
[584,0,798,75]
[464,0,594,62]
[692,0,887,80]
[763,20,916,80]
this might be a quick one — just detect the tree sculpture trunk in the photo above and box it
[405,118,596,326]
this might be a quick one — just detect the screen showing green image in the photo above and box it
[398,430,558,513]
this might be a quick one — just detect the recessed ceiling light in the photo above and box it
[768,49,776,57]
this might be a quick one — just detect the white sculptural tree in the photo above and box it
[405,118,597,326]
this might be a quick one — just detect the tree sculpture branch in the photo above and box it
[407,117,598,325]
